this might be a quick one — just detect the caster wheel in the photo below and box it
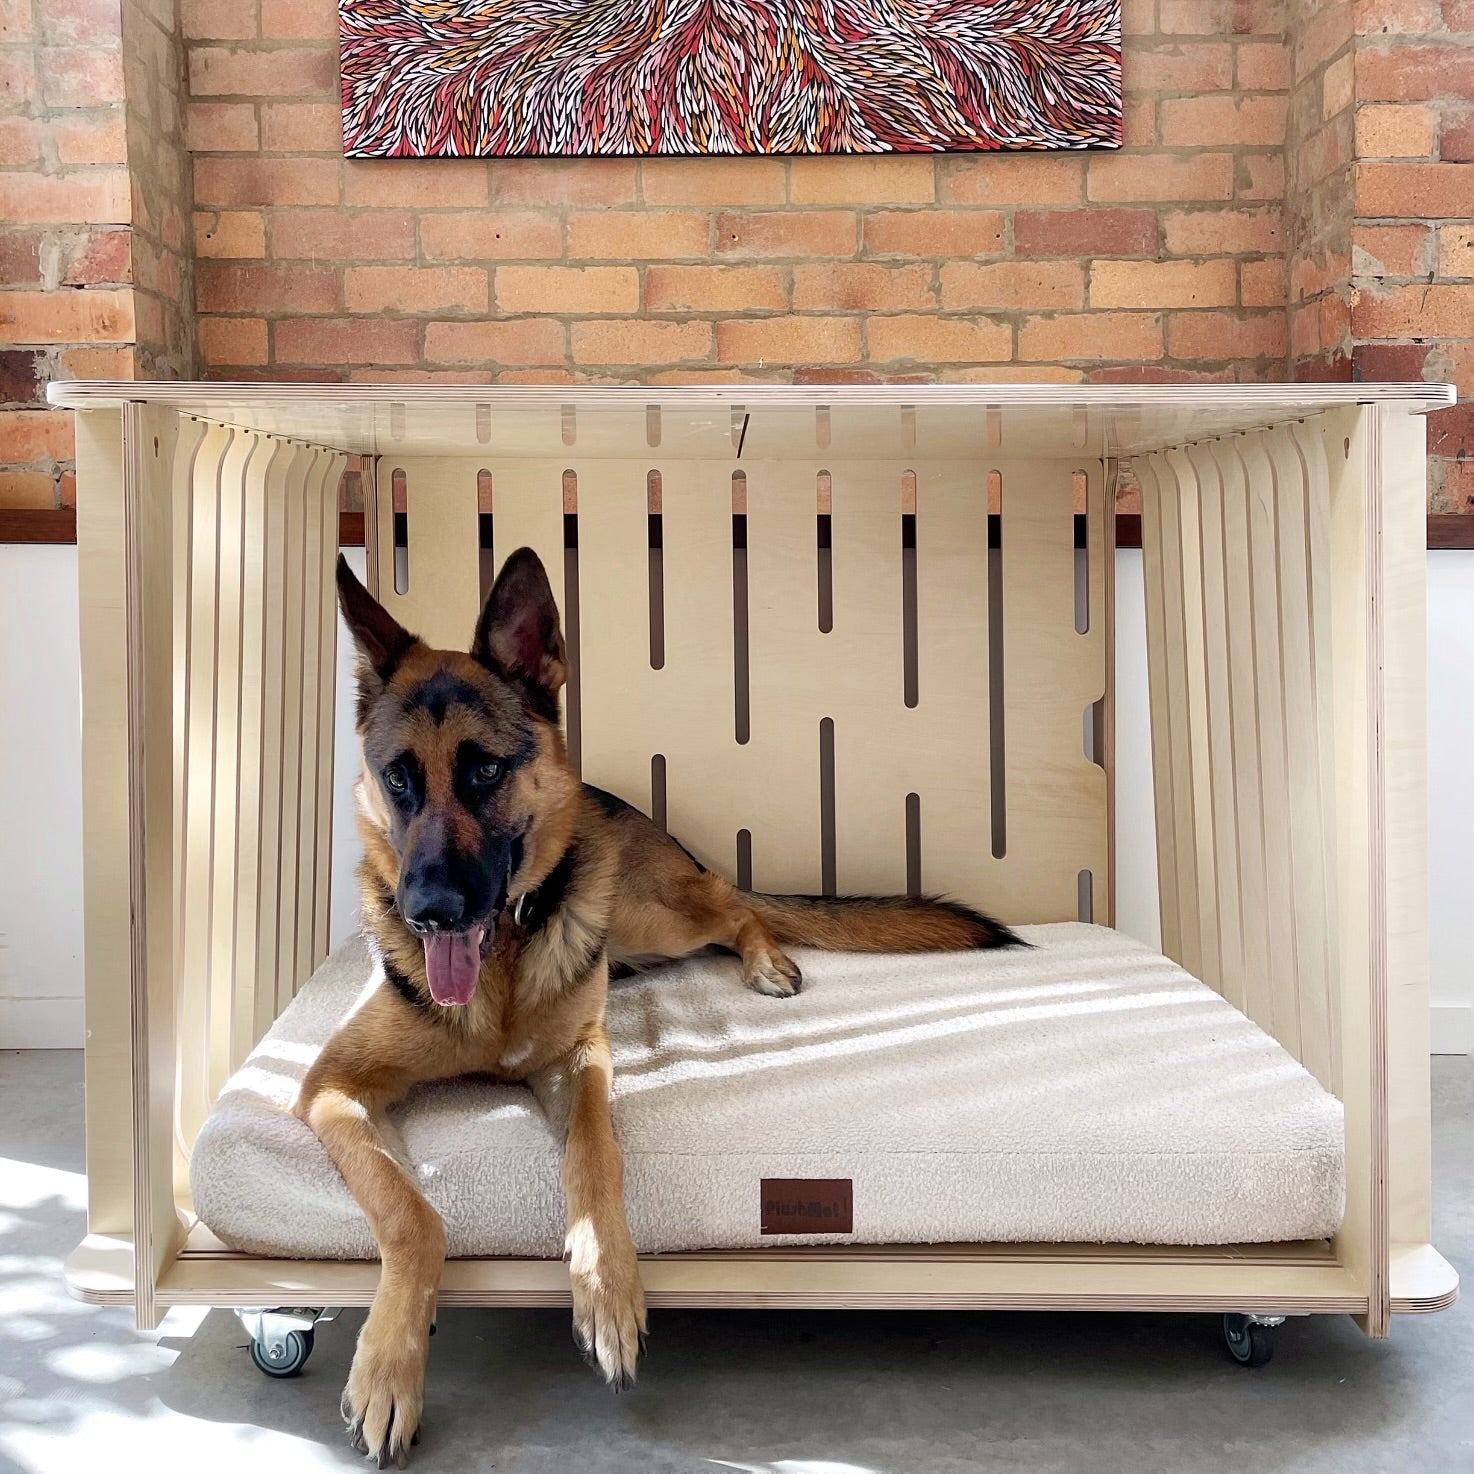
[249,1326,314,1378]
[1223,1313,1275,1367]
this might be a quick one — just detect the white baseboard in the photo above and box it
[1431,1003,1473,1056]
[0,996,84,1049]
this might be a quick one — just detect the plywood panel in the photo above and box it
[1140,454,1201,973]
[124,404,186,1328]
[1000,460,1108,920]
[568,451,1104,918]
[1164,448,1221,992]
[273,443,311,1017]
[1238,432,1300,1058]
[50,381,1456,463]
[377,457,481,651]
[1186,442,1244,1011]
[176,424,232,1157]
[1323,405,1389,1335]
[76,408,131,1237]
[737,462,828,890]
[569,458,661,819]
[311,454,341,966]
[912,461,994,905]
[1372,410,1431,1257]
[1267,426,1336,1089]
[1292,417,1342,1091]
[229,437,276,1073]
[292,450,334,990]
[253,441,294,1041]
[1216,439,1274,1035]
[482,460,566,621]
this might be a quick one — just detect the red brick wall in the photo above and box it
[183,0,1292,388]
[0,0,133,513]
[1285,0,1355,379]
[1348,0,1474,513]
[121,0,193,380]
[4,0,1472,522]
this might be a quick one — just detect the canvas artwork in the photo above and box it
[339,0,1122,158]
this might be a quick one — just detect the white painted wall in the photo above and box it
[1428,551,1474,1054]
[1,545,1468,1052]
[0,546,86,1047]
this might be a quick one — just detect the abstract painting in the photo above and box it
[339,0,1121,158]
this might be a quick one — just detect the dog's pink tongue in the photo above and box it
[422,928,483,1006]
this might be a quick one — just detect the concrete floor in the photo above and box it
[1,1051,1469,1474]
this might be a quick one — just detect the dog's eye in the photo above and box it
[471,759,503,788]
[383,764,408,795]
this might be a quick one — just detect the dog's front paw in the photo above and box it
[343,1311,429,1469]
[743,947,803,998]
[568,1220,647,1389]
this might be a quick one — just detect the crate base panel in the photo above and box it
[68,1232,1438,1316]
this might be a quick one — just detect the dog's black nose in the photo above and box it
[400,873,467,934]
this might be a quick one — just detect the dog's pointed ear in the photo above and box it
[471,547,567,709]
[337,555,416,691]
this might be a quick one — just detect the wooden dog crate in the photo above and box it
[49,381,1458,1335]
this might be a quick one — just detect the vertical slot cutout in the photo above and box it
[646,404,661,447]
[647,470,665,670]
[477,469,494,605]
[819,718,837,897]
[650,754,667,832]
[732,471,750,744]
[390,402,405,441]
[562,467,578,513]
[901,404,917,451]
[902,473,918,709]
[905,793,921,897]
[563,509,581,776]
[988,471,1005,859]
[1077,869,1094,923]
[561,405,576,446]
[815,404,831,449]
[475,404,491,445]
[391,467,409,594]
[986,407,1002,449]
[1074,470,1090,635]
[736,829,753,891]
[816,470,833,635]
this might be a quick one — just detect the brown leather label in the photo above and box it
[760,1178,853,1235]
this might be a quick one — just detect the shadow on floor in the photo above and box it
[2,1050,1470,1474]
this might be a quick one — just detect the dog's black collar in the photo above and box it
[507,841,579,937]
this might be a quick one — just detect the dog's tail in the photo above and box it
[742,891,1023,953]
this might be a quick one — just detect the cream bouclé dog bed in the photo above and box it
[190,924,1345,1257]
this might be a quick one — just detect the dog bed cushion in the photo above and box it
[190,924,1345,1257]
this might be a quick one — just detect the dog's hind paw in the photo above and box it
[743,949,803,998]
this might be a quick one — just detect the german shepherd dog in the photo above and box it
[299,547,1018,1466]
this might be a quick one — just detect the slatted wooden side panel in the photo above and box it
[171,422,347,1154]
[1138,428,1339,1090]
[380,444,1108,924]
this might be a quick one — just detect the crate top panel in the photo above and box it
[48,382,1453,461]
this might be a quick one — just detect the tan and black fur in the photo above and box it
[298,547,1019,1467]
